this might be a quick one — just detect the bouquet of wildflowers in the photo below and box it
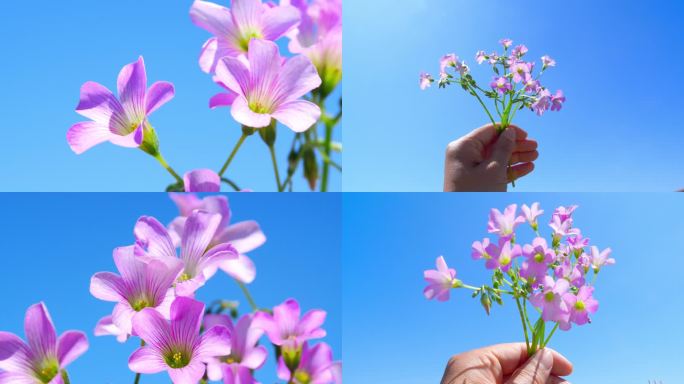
[67,0,342,192]
[0,194,341,384]
[423,203,614,356]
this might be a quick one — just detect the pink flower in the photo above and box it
[485,239,521,272]
[129,297,231,384]
[134,212,238,296]
[253,298,326,350]
[204,314,267,382]
[541,55,556,68]
[589,246,615,272]
[549,213,580,242]
[510,62,533,83]
[475,50,487,64]
[511,44,528,58]
[488,52,499,64]
[67,57,174,154]
[499,38,513,48]
[554,260,585,288]
[90,245,183,339]
[471,238,492,260]
[184,169,221,192]
[276,342,340,384]
[423,256,459,301]
[487,204,525,238]
[521,202,544,230]
[190,0,300,73]
[551,90,566,111]
[168,194,266,284]
[553,205,578,222]
[285,0,343,96]
[214,39,322,132]
[521,237,554,284]
[440,54,468,76]
[419,72,434,90]
[529,276,571,323]
[0,303,88,384]
[531,89,552,116]
[522,74,541,94]
[490,76,512,95]
[560,285,599,330]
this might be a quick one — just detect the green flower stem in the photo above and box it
[268,144,282,191]
[320,121,334,192]
[466,82,497,128]
[219,133,249,177]
[153,153,182,183]
[515,297,531,352]
[220,177,241,192]
[133,340,146,384]
[62,371,71,384]
[542,322,559,348]
[237,280,258,312]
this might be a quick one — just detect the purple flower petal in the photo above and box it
[190,0,235,37]
[231,0,263,34]
[146,81,175,115]
[117,56,147,122]
[219,254,256,284]
[277,55,322,103]
[181,211,223,267]
[214,221,265,253]
[168,361,206,384]
[272,100,320,132]
[24,302,57,362]
[0,372,36,384]
[94,315,128,343]
[128,346,167,374]
[196,325,231,359]
[112,303,136,336]
[107,123,144,148]
[56,331,88,367]
[183,169,221,192]
[209,92,238,109]
[231,96,272,128]
[135,216,177,259]
[89,272,125,302]
[131,308,171,351]
[297,309,327,339]
[216,56,250,97]
[261,4,300,41]
[66,121,112,154]
[246,39,280,92]
[74,81,126,127]
[0,332,31,372]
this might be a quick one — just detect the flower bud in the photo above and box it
[303,148,318,191]
[480,293,492,316]
[139,123,160,156]
[282,345,302,373]
[258,120,277,147]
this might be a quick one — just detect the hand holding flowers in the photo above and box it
[423,203,614,357]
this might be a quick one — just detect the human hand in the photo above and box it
[443,124,538,192]
[441,343,573,384]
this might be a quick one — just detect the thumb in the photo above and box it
[489,126,517,165]
[505,349,554,384]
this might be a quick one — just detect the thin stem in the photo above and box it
[542,323,559,348]
[153,153,182,183]
[320,122,334,192]
[62,371,71,384]
[133,340,145,384]
[237,280,258,312]
[219,133,248,177]
[268,145,282,191]
[515,297,531,351]
[220,177,241,191]
[466,82,497,128]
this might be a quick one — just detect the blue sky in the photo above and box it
[0,193,341,383]
[0,1,341,192]
[343,193,684,383]
[344,0,684,191]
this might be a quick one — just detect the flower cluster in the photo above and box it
[420,38,565,130]
[423,203,614,355]
[90,193,341,383]
[0,194,340,383]
[68,0,343,192]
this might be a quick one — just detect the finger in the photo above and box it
[509,162,535,182]
[505,348,553,384]
[463,123,500,147]
[480,343,572,377]
[489,127,517,165]
[515,139,538,153]
[511,125,528,140]
[510,151,539,165]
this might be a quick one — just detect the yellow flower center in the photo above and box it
[294,370,312,384]
[534,252,544,263]
[35,359,59,383]
[500,255,511,266]
[238,30,264,51]
[165,350,191,369]
[574,300,586,311]
[544,291,555,303]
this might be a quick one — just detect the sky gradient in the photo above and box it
[344,0,684,191]
[0,193,341,383]
[343,193,684,383]
[0,1,341,192]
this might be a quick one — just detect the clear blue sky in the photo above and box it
[343,193,684,383]
[0,1,341,192]
[344,0,684,191]
[0,193,341,383]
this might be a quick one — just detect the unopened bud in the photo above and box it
[303,148,318,191]
[480,293,492,316]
